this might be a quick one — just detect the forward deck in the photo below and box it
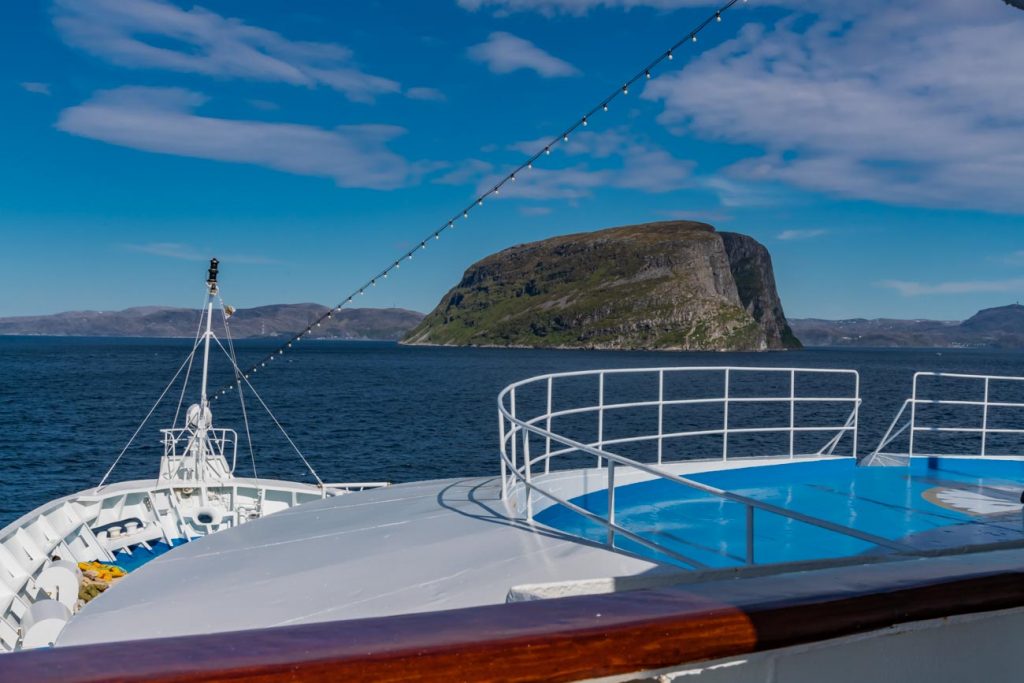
[56,474,658,646]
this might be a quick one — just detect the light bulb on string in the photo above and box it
[225,0,750,390]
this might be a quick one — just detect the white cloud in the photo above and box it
[21,82,52,95]
[777,229,826,241]
[57,87,431,190]
[877,278,1024,297]
[467,32,579,77]
[434,159,494,186]
[123,242,278,264]
[642,1,1024,214]
[458,0,716,16]
[467,128,693,200]
[405,86,446,102]
[52,0,401,103]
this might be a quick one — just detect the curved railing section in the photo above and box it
[497,366,916,569]
[867,371,1024,465]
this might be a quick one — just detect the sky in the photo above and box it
[2,0,1023,320]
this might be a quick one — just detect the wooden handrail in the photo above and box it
[3,554,1023,683]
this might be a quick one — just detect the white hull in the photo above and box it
[0,477,381,652]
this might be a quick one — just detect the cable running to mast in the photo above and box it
[216,0,749,397]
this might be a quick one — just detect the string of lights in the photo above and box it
[216,0,748,400]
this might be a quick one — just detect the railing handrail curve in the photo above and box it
[494,366,916,569]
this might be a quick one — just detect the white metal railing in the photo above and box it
[496,367,907,569]
[161,427,238,472]
[870,372,1024,461]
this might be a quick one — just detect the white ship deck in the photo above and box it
[57,473,659,646]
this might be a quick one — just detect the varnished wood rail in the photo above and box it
[2,553,1023,683]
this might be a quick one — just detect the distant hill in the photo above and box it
[790,304,1024,348]
[0,305,424,340]
[403,221,800,351]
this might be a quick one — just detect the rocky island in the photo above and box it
[402,221,800,351]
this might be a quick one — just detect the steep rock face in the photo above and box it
[719,232,801,349]
[403,221,800,351]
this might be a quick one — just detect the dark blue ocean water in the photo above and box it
[1,337,1022,527]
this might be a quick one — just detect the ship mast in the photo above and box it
[193,258,219,479]
[200,258,218,412]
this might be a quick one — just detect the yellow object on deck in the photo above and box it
[78,561,126,582]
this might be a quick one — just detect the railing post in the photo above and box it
[722,369,730,460]
[853,372,860,458]
[498,408,508,501]
[909,375,917,457]
[510,387,518,474]
[523,425,533,521]
[545,376,553,474]
[746,504,754,565]
[658,370,665,464]
[981,377,990,457]
[789,370,796,458]
[607,459,616,547]
[597,372,605,469]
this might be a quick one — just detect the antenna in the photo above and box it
[207,257,219,294]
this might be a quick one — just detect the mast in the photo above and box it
[200,258,219,409]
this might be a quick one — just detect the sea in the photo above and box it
[1,336,1022,527]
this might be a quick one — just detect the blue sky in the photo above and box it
[2,0,1023,320]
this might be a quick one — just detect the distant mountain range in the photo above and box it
[0,305,425,340]
[790,304,1024,348]
[6,301,1024,350]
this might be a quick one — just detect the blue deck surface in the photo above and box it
[534,458,1024,568]
[111,539,188,573]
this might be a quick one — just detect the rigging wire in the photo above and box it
[211,335,325,488]
[172,291,210,429]
[215,0,748,398]
[218,294,260,483]
[98,336,206,489]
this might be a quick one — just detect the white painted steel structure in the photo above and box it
[0,261,387,653]
[496,367,907,569]
[869,371,1024,464]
